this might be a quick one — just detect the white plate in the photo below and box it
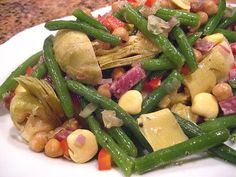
[0,6,236,177]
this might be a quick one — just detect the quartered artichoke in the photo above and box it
[10,76,64,141]
[95,33,160,70]
[53,30,103,85]
[53,30,160,85]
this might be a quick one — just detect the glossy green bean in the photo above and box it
[141,70,183,114]
[43,35,74,118]
[155,8,200,26]
[108,127,138,157]
[135,129,229,174]
[172,26,198,72]
[31,63,47,79]
[218,13,236,29]
[45,20,121,45]
[73,9,109,32]
[199,115,236,132]
[203,0,226,35]
[175,113,236,164]
[0,51,42,100]
[214,28,236,42]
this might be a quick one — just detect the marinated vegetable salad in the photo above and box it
[1,0,236,176]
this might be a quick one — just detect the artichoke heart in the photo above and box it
[96,33,160,70]
[10,76,64,141]
[53,30,102,85]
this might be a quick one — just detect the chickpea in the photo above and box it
[203,1,218,16]
[97,84,111,98]
[29,132,48,152]
[63,118,80,131]
[197,11,208,25]
[112,27,129,42]
[111,1,125,13]
[212,83,233,101]
[93,40,111,50]
[190,0,203,12]
[160,0,175,8]
[111,67,125,81]
[193,48,203,62]
[45,138,63,158]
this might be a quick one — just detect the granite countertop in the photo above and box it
[0,0,116,44]
[0,0,235,44]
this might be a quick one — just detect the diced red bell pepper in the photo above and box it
[181,64,190,75]
[144,0,156,7]
[98,148,112,170]
[143,77,161,92]
[26,66,34,76]
[98,13,125,32]
[60,139,69,157]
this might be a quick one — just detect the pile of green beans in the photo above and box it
[172,26,198,72]
[0,51,42,100]
[141,70,183,114]
[45,20,121,46]
[135,129,229,174]
[43,35,74,118]
[87,115,134,177]
[203,0,226,35]
[107,127,138,157]
[121,4,185,68]
[175,114,236,164]
[141,32,202,72]
[155,8,200,27]
[66,80,153,152]
[73,9,109,32]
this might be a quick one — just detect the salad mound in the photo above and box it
[0,0,236,176]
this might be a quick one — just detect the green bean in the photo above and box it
[218,13,236,29]
[172,26,198,72]
[141,32,201,71]
[135,128,229,174]
[203,0,226,35]
[187,32,203,45]
[113,11,125,21]
[199,115,236,132]
[141,70,183,114]
[45,20,121,46]
[0,51,42,100]
[141,58,174,71]
[121,4,185,68]
[31,63,47,79]
[72,9,109,32]
[66,80,153,152]
[43,35,74,118]
[107,127,138,157]
[174,113,236,164]
[214,28,236,42]
[155,8,200,27]
[133,79,145,92]
[87,116,134,177]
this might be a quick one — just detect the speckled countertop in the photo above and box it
[0,0,235,44]
[0,0,116,44]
